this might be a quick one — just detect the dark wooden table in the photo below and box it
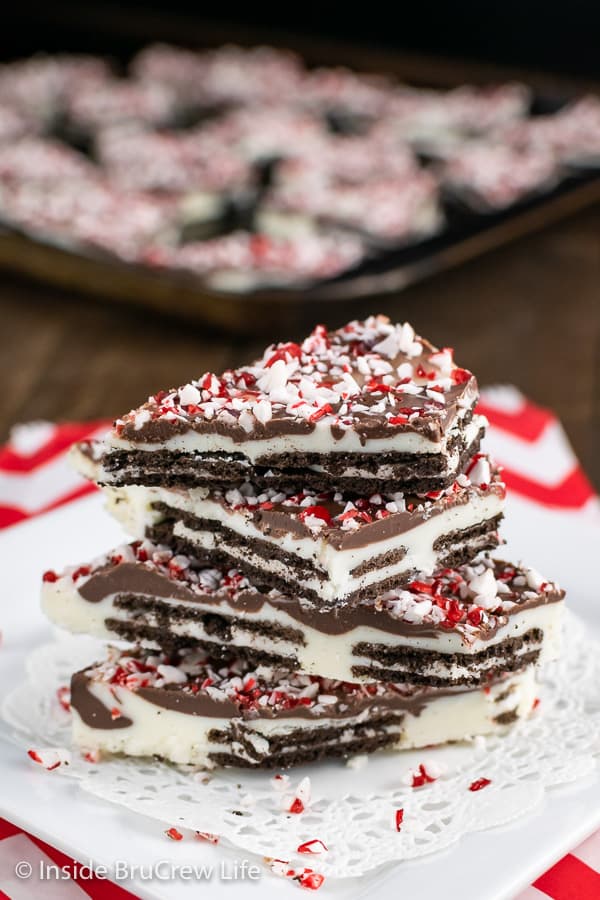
[2,202,599,489]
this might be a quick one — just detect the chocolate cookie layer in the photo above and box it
[91,420,484,495]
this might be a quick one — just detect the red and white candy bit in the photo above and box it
[195,831,220,844]
[288,776,311,814]
[56,686,71,712]
[406,763,438,788]
[271,773,290,791]
[83,749,101,763]
[297,839,328,855]
[265,858,325,891]
[165,827,184,841]
[469,778,492,792]
[395,809,404,831]
[297,871,325,891]
[27,748,71,771]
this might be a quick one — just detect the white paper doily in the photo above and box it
[2,612,599,879]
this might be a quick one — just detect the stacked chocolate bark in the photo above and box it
[42,316,565,769]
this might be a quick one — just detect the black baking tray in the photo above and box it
[1,10,599,333]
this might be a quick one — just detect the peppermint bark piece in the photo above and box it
[70,646,538,769]
[43,542,564,688]
[99,452,504,605]
[73,316,485,494]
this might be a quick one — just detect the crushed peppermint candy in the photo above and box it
[112,317,478,441]
[469,777,492,792]
[297,839,328,855]
[265,857,325,891]
[206,456,504,536]
[287,776,311,814]
[409,763,438,788]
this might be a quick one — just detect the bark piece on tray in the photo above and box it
[72,316,485,493]
[70,645,539,769]
[440,142,559,211]
[140,231,367,291]
[257,170,442,247]
[43,541,564,688]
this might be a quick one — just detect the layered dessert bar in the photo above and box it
[70,646,538,769]
[72,317,487,494]
[99,452,503,604]
[43,542,564,688]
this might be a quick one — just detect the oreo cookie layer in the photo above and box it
[86,418,485,495]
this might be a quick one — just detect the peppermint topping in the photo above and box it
[27,748,71,771]
[210,454,503,535]
[114,317,477,440]
[375,555,561,637]
[44,539,257,601]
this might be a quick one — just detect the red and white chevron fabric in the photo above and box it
[0,420,109,530]
[478,386,597,511]
[0,388,598,899]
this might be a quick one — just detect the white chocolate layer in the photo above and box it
[71,667,538,768]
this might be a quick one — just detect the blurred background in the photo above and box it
[0,2,598,487]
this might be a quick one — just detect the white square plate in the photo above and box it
[1,491,598,900]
